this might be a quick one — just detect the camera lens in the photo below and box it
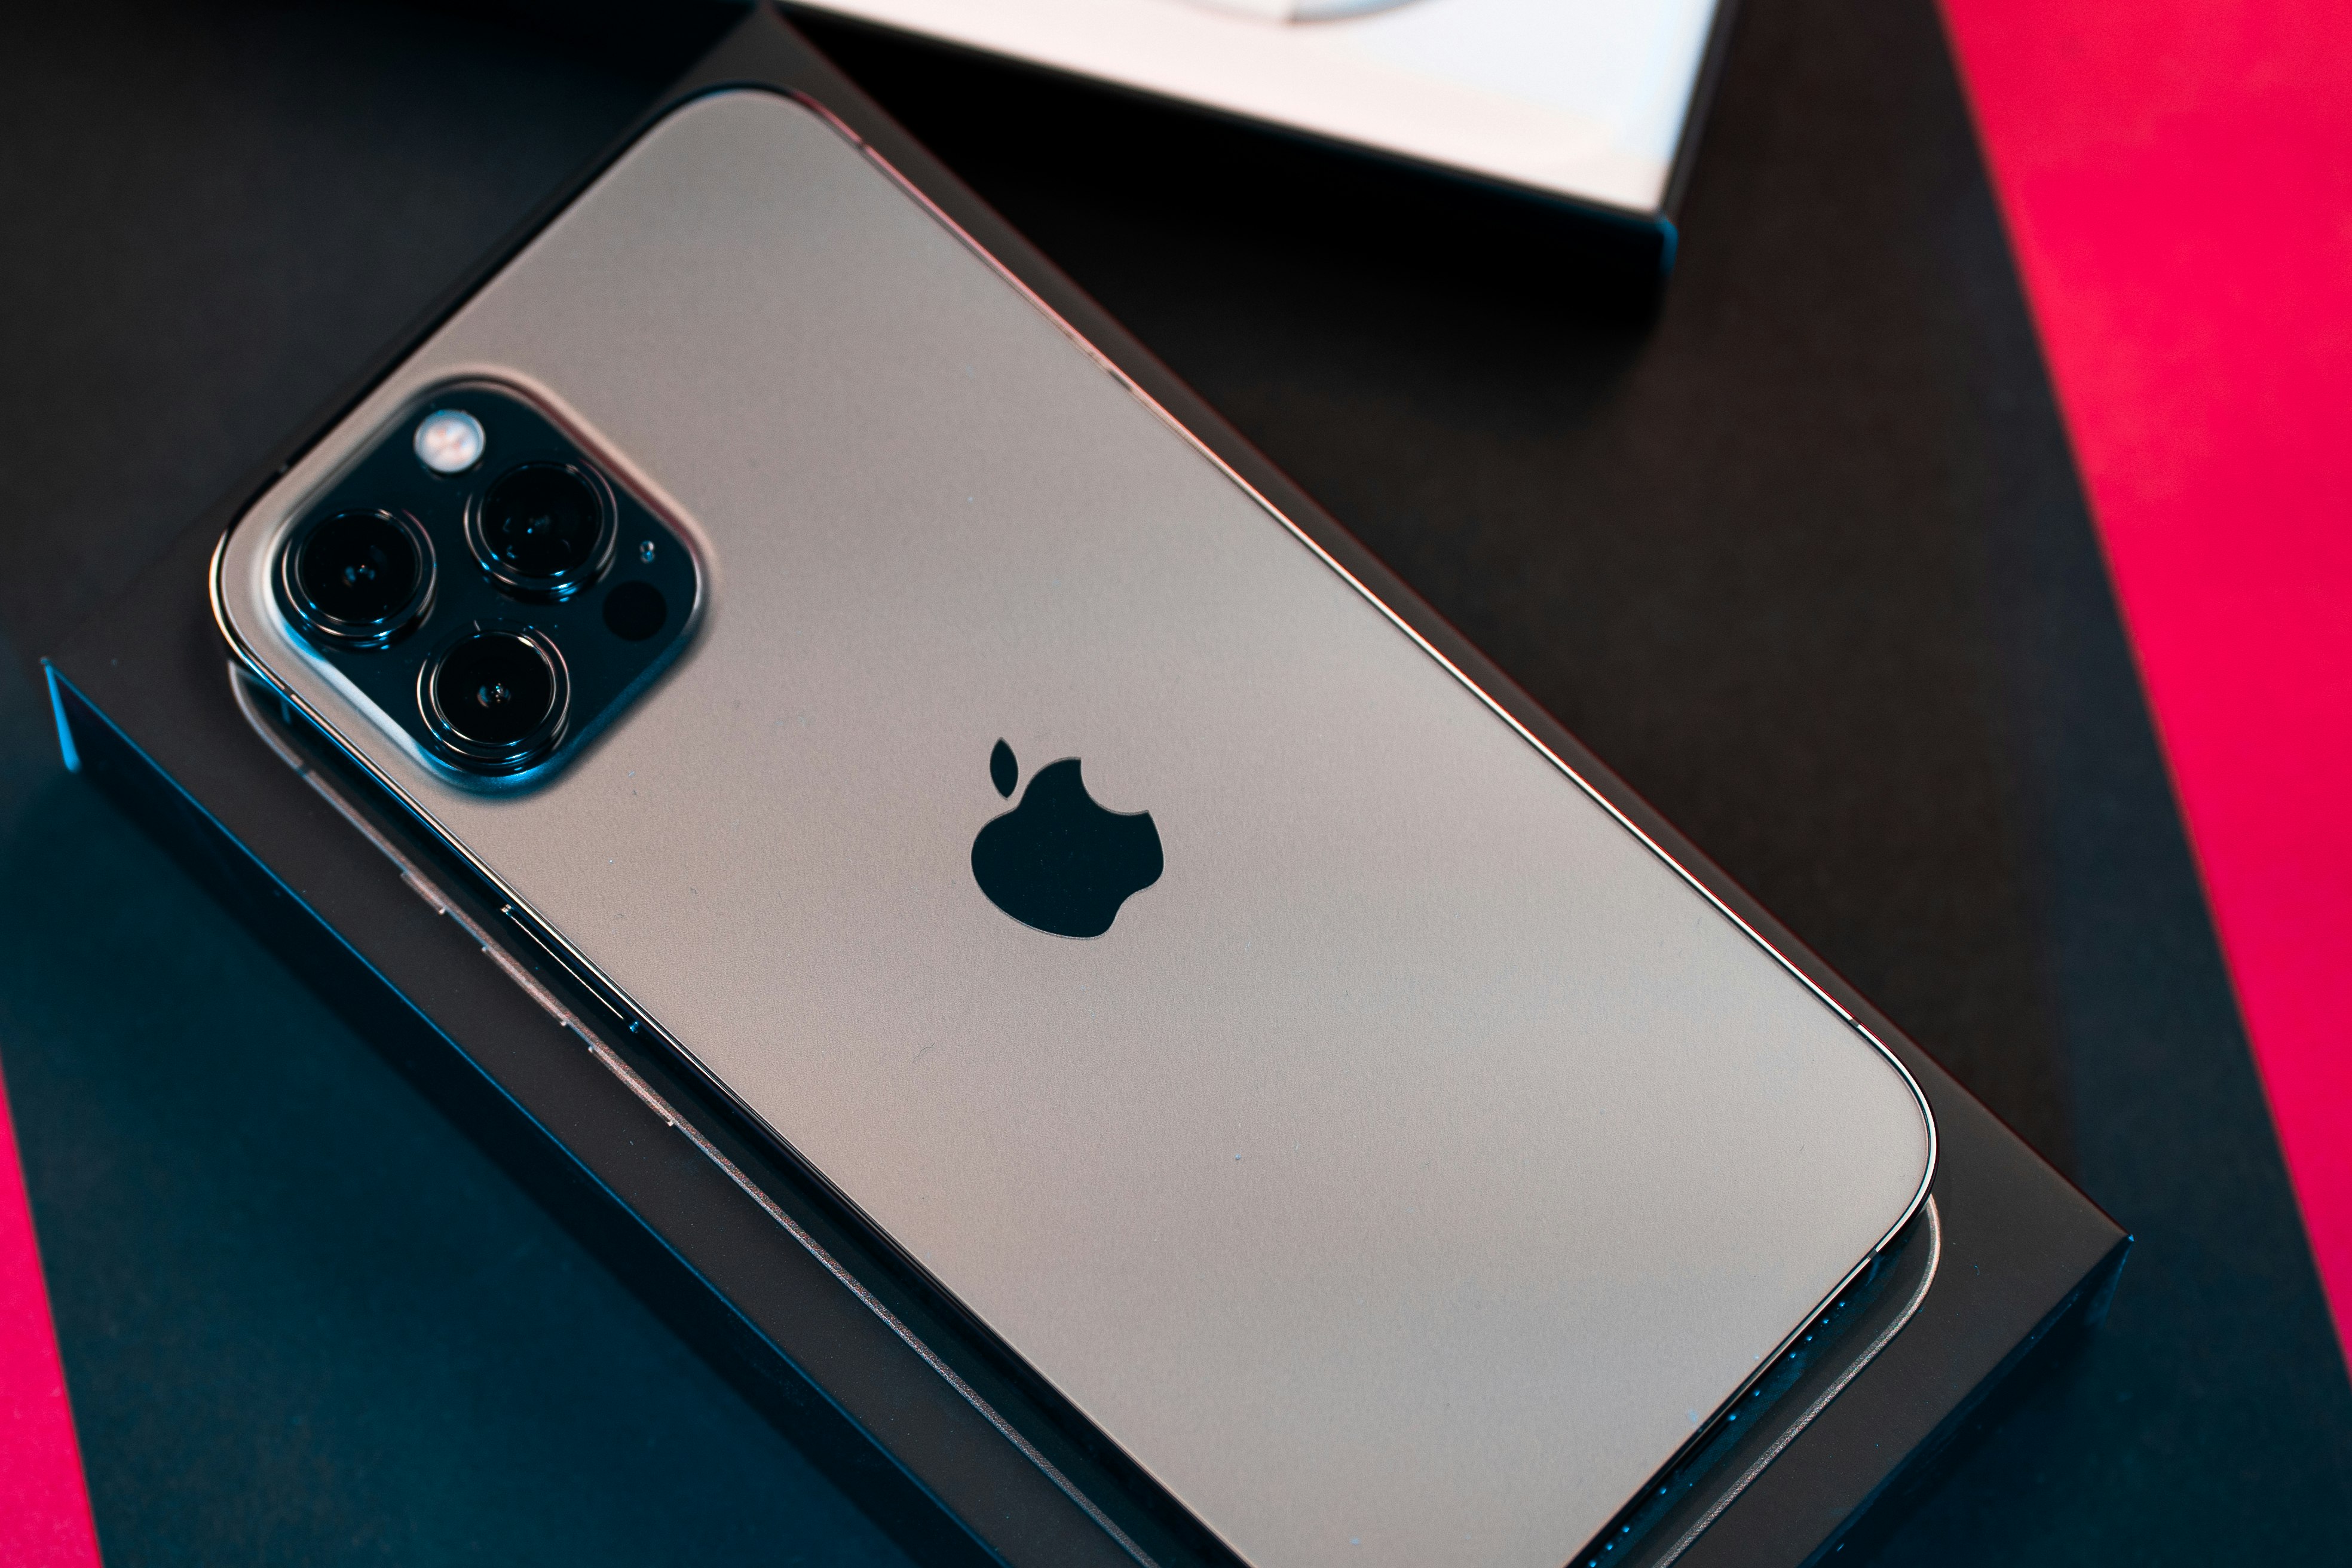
[282,509,433,647]
[419,628,568,771]
[469,463,614,599]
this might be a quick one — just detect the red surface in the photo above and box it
[0,1059,101,1567]
[1939,0,2352,1350]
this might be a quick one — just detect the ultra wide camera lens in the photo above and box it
[420,628,568,772]
[469,463,614,599]
[282,509,433,647]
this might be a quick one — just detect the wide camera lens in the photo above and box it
[284,509,433,646]
[470,463,613,598]
[421,629,568,771]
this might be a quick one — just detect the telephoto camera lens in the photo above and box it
[420,628,569,772]
[470,462,614,599]
[282,509,434,647]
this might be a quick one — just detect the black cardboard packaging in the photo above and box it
[41,7,2126,1563]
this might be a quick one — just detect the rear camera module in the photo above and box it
[277,384,695,789]
[281,509,434,648]
[419,627,569,773]
[468,462,615,600]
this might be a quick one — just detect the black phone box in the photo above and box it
[39,7,2125,1565]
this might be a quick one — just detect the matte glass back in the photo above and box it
[217,90,1932,1568]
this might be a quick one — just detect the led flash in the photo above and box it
[414,409,486,474]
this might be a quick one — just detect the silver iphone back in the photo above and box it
[216,90,1932,1568]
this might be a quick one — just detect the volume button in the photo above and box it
[226,669,591,1042]
[477,938,580,1031]
[400,867,451,917]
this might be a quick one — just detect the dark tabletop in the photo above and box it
[1,1,2346,1562]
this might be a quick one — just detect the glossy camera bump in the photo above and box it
[270,384,698,783]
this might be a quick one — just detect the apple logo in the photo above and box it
[971,739,1163,938]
